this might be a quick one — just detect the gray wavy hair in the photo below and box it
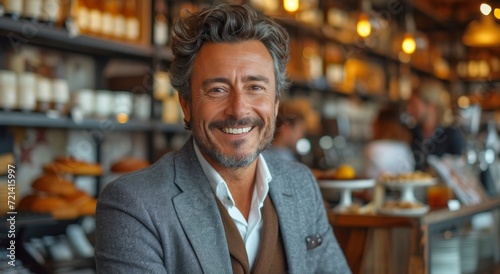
[169,4,290,102]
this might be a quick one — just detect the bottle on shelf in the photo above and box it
[23,0,43,22]
[17,72,37,112]
[87,0,102,36]
[153,0,168,47]
[112,0,125,40]
[41,0,61,26]
[124,0,140,42]
[0,0,5,17]
[36,76,51,113]
[0,70,17,111]
[100,0,115,39]
[4,0,23,20]
[72,0,90,35]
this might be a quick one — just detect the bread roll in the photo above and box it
[111,157,149,173]
[32,174,77,196]
[44,157,103,176]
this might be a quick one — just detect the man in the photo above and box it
[95,4,350,274]
[406,80,466,171]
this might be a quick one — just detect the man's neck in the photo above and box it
[211,159,258,220]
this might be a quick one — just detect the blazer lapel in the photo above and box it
[269,175,306,274]
[172,140,232,274]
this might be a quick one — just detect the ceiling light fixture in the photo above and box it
[462,14,500,47]
[401,3,417,55]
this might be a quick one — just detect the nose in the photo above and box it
[225,89,250,119]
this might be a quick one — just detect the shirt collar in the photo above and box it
[192,140,272,208]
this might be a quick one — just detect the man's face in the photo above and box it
[180,40,279,168]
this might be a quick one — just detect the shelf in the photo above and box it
[0,112,184,133]
[276,18,451,82]
[0,17,172,61]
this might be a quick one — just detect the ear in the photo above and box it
[179,94,191,123]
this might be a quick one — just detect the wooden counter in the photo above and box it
[329,198,500,274]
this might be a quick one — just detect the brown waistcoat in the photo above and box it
[215,195,288,274]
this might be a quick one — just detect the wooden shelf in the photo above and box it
[0,112,184,133]
[0,17,172,62]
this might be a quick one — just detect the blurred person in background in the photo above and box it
[267,100,308,162]
[406,80,466,171]
[363,105,415,179]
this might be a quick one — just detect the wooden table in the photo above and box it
[329,198,500,274]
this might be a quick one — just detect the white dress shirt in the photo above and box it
[193,141,272,270]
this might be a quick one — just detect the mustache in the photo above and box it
[209,117,265,130]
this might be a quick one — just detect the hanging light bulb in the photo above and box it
[357,13,371,37]
[480,3,492,15]
[356,0,372,38]
[402,33,416,54]
[494,8,500,19]
[284,0,299,13]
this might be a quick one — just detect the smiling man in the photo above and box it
[95,4,350,274]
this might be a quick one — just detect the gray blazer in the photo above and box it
[95,139,351,274]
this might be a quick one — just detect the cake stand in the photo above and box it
[318,178,376,213]
[379,178,437,216]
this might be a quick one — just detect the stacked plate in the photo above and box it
[460,233,479,274]
[430,236,461,274]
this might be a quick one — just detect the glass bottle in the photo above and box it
[112,0,125,40]
[124,0,140,42]
[87,0,102,36]
[153,0,168,47]
[101,0,115,39]
[73,0,90,35]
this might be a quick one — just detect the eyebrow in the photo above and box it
[201,75,270,89]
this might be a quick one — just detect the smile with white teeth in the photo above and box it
[222,127,252,135]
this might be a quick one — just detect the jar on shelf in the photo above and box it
[52,78,70,116]
[17,72,37,112]
[72,89,95,119]
[0,70,17,111]
[23,0,43,21]
[4,0,23,20]
[41,0,61,26]
[113,91,133,122]
[36,76,52,113]
[94,90,113,118]
[134,93,151,121]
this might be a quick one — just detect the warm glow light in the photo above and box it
[480,3,492,15]
[462,15,500,46]
[402,33,416,54]
[457,96,471,109]
[357,13,371,37]
[284,0,299,12]
[468,60,479,78]
[495,8,500,19]
[116,113,129,123]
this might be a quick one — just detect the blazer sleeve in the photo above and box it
[95,181,168,274]
[304,166,352,274]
